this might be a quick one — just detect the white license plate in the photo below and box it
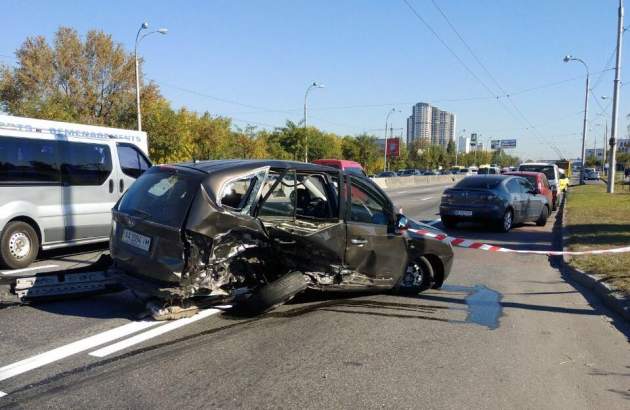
[122,229,151,252]
[453,210,473,216]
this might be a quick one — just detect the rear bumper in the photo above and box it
[439,204,503,222]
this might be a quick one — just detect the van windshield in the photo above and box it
[118,168,201,227]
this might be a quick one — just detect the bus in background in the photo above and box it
[0,115,151,269]
[312,159,367,177]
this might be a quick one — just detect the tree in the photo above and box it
[0,27,137,127]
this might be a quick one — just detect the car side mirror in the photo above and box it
[396,213,408,229]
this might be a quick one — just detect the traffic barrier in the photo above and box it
[408,228,630,256]
[371,175,464,190]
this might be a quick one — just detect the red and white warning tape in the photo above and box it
[408,228,630,256]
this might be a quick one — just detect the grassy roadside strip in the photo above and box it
[565,183,630,294]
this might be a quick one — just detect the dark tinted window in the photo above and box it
[117,144,150,179]
[519,179,535,192]
[60,141,112,186]
[454,176,502,190]
[0,136,60,183]
[518,165,555,181]
[349,180,389,225]
[345,167,366,177]
[523,175,538,186]
[118,168,200,227]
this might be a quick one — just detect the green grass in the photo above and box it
[565,184,630,293]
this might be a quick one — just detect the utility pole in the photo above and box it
[608,0,624,193]
[604,120,608,168]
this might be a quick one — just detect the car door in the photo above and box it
[59,140,116,241]
[115,143,152,201]
[519,179,542,221]
[344,176,407,287]
[505,178,525,222]
[256,169,346,275]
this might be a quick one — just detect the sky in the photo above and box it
[1,0,627,160]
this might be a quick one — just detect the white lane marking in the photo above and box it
[0,320,161,382]
[427,218,441,226]
[0,265,59,275]
[89,307,227,358]
[0,391,7,398]
[421,197,433,201]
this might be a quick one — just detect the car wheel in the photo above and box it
[536,205,549,226]
[0,221,39,270]
[396,256,434,294]
[498,209,513,233]
[233,271,308,316]
[441,216,458,229]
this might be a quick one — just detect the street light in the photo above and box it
[303,81,324,162]
[384,108,400,172]
[563,54,589,184]
[134,22,168,131]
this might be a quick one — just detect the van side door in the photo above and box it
[59,140,116,241]
[115,143,152,200]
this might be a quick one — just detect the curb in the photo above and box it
[561,191,630,321]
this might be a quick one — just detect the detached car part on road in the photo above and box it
[110,160,453,317]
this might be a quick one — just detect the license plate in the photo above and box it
[453,209,473,216]
[121,229,151,252]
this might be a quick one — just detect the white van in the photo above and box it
[0,115,151,269]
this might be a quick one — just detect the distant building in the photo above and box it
[406,102,455,148]
[616,138,630,153]
[585,148,605,160]
[458,135,471,154]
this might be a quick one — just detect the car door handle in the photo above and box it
[351,238,368,245]
[274,238,296,245]
[108,179,114,193]
[119,179,124,193]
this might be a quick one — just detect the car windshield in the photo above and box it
[453,176,502,189]
[519,165,555,180]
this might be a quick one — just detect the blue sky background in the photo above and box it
[1,0,627,160]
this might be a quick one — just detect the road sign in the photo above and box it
[500,139,517,149]
[491,140,501,149]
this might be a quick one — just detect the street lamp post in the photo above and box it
[134,22,168,131]
[608,0,624,193]
[303,81,324,162]
[384,108,400,172]
[563,55,589,185]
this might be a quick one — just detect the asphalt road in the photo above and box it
[0,179,629,409]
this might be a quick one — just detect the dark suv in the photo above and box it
[110,160,453,317]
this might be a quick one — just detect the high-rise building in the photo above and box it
[406,102,455,148]
[458,135,471,154]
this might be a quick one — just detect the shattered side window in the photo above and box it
[258,172,295,218]
[220,177,256,211]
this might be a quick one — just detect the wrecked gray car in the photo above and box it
[109,160,453,318]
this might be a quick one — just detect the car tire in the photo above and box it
[0,221,39,270]
[233,271,308,316]
[441,216,457,229]
[498,209,513,233]
[536,205,549,226]
[395,256,434,294]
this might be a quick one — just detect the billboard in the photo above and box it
[489,139,517,149]
[386,138,400,157]
[470,133,478,147]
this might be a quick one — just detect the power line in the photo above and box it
[418,0,564,158]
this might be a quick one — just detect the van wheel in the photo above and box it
[233,271,308,316]
[0,221,40,269]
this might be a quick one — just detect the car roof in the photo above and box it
[460,175,512,184]
[519,162,556,167]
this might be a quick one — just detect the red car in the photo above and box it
[504,171,554,210]
[312,159,367,177]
